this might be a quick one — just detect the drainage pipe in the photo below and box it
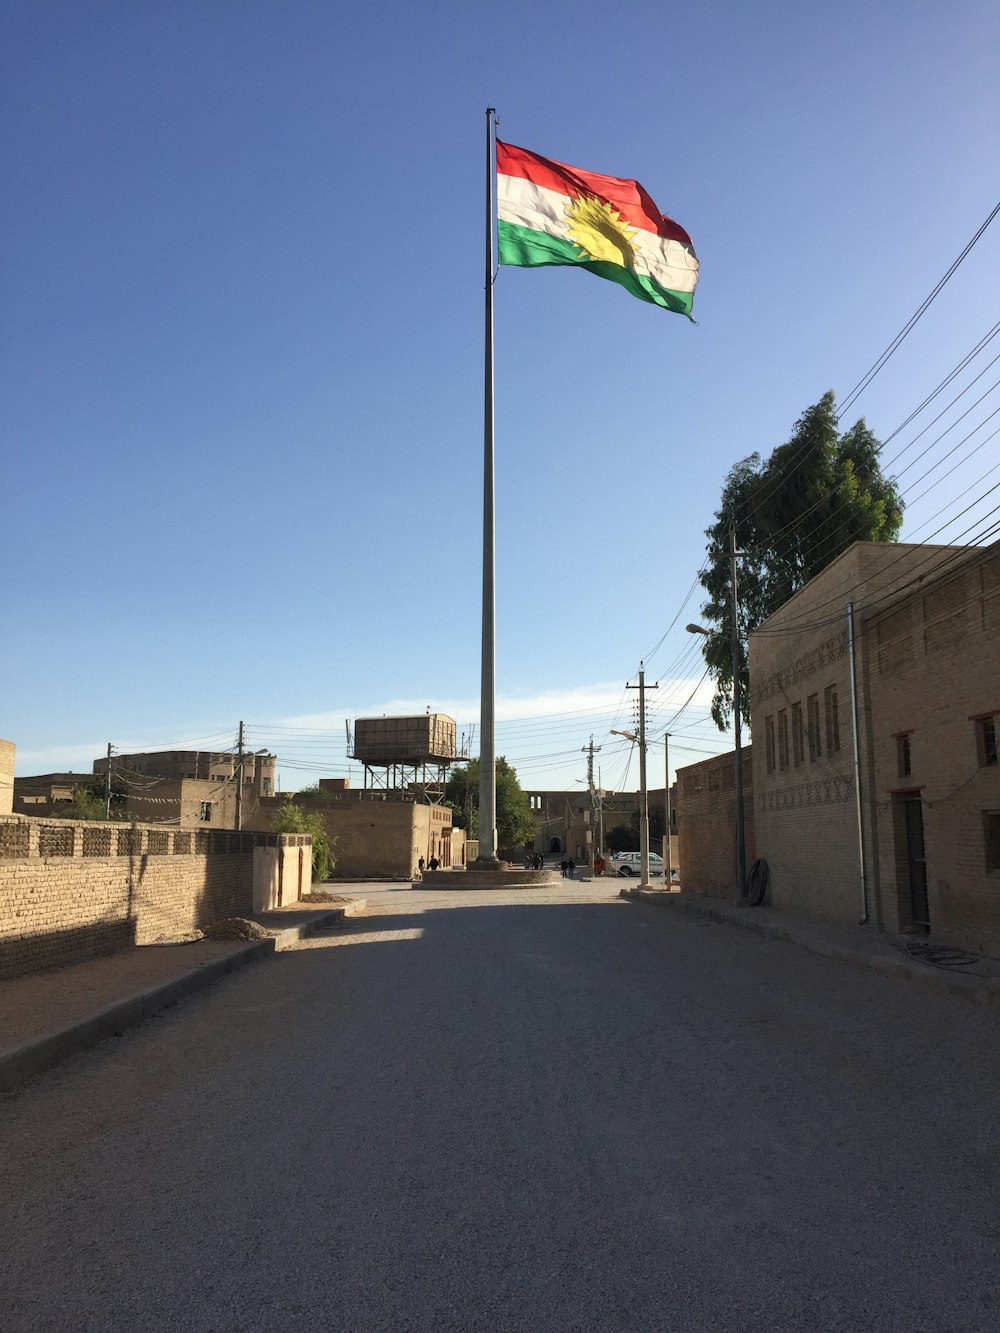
[847,600,869,925]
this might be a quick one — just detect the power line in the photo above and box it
[836,197,1000,418]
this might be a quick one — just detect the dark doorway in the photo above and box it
[904,795,929,931]
[549,837,561,853]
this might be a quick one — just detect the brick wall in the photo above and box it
[866,544,1000,952]
[0,818,310,979]
[676,748,755,898]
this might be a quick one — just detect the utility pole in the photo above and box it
[626,666,658,887]
[104,743,115,818]
[663,732,672,885]
[582,735,601,867]
[235,720,245,831]
[730,528,748,903]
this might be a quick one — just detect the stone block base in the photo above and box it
[416,868,560,891]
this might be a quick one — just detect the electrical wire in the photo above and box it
[836,197,1000,418]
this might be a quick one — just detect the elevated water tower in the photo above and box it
[349,713,458,802]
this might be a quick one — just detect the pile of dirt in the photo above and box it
[147,930,204,945]
[300,891,352,904]
[202,917,271,942]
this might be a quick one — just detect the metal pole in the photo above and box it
[663,732,672,885]
[638,669,650,886]
[847,601,869,924]
[477,106,498,864]
[235,720,245,831]
[104,743,113,818]
[583,736,600,868]
[730,528,748,903]
[598,767,604,857]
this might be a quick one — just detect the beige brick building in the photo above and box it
[245,781,465,880]
[16,749,276,830]
[748,539,1000,954]
[14,770,241,830]
[93,749,277,794]
[865,542,1000,950]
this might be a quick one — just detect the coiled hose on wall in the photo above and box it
[747,858,769,907]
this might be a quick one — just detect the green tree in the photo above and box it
[271,799,337,883]
[445,756,534,848]
[292,783,338,803]
[606,823,640,852]
[49,784,110,821]
[699,392,903,729]
[47,773,128,820]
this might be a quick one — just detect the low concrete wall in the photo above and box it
[251,836,311,912]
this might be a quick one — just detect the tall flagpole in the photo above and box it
[477,106,499,865]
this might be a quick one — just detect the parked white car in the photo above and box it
[610,851,664,877]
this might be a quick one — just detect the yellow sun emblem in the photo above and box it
[565,194,637,268]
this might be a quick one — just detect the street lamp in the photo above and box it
[687,614,748,905]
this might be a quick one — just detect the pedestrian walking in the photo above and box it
[418,857,425,875]
[560,858,568,878]
[429,856,439,871]
[567,857,576,878]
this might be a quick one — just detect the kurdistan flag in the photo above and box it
[496,139,698,317]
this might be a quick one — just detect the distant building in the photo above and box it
[92,749,276,797]
[0,739,14,817]
[526,786,678,869]
[15,749,277,830]
[13,772,96,816]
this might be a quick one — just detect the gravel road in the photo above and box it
[3,883,999,1332]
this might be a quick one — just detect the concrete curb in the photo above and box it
[0,903,366,1094]
[266,901,367,948]
[631,890,1000,1010]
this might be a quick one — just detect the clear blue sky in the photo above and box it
[3,0,998,793]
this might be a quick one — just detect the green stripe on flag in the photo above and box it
[497,220,695,318]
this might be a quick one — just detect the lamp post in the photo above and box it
[687,616,748,904]
[663,732,672,886]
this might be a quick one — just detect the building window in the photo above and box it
[263,777,272,794]
[765,715,776,775]
[199,802,212,822]
[792,703,804,767]
[896,734,912,778]
[824,685,840,754]
[807,694,822,762]
[985,812,1000,873]
[778,710,789,770]
[976,716,998,768]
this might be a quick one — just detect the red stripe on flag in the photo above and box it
[496,140,692,246]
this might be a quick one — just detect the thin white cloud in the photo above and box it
[10,675,722,791]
